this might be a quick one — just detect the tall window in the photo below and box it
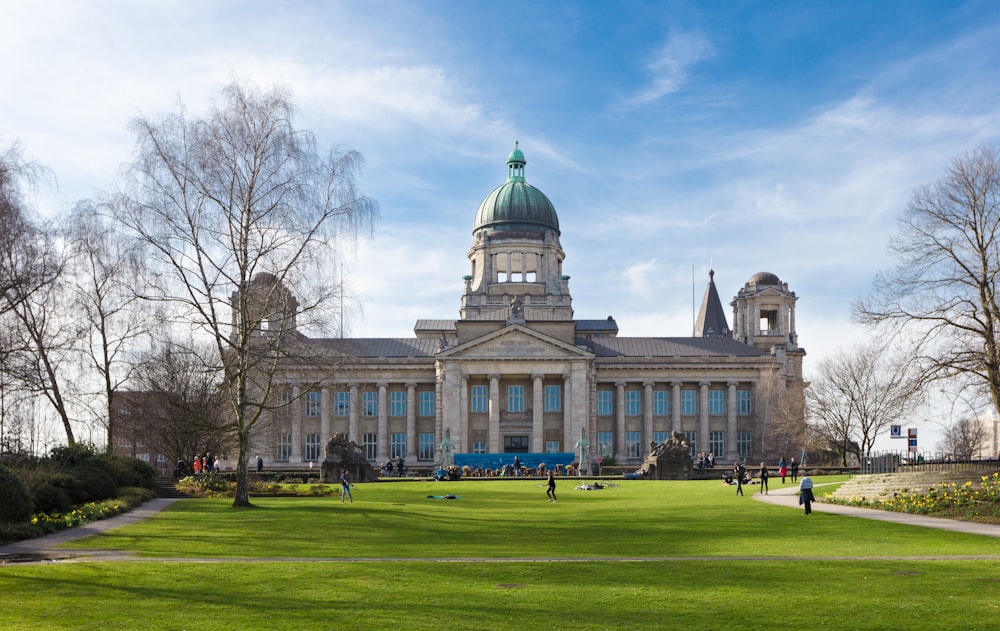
[276,433,291,462]
[653,389,669,415]
[682,431,697,457]
[508,385,525,413]
[709,389,725,416]
[625,390,641,416]
[418,433,434,461]
[275,391,290,417]
[470,385,488,413]
[597,431,614,458]
[419,391,435,417]
[681,390,697,415]
[545,440,560,453]
[598,390,614,416]
[390,391,406,417]
[653,431,670,444]
[626,431,641,458]
[362,391,377,417]
[544,385,561,412]
[391,433,406,459]
[334,390,350,417]
[305,433,320,461]
[738,431,752,459]
[472,440,486,454]
[362,433,377,461]
[737,389,752,415]
[305,390,321,417]
[709,431,725,457]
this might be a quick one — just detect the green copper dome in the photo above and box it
[474,143,560,235]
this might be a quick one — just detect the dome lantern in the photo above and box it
[473,143,560,235]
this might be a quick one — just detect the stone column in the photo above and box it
[320,386,331,444]
[489,374,501,454]
[699,381,710,456]
[643,382,654,451]
[532,373,544,452]
[671,381,682,433]
[727,380,739,461]
[570,365,590,458]
[291,385,302,463]
[348,384,359,443]
[406,383,417,462]
[458,375,469,453]
[440,365,462,458]
[562,372,572,453]
[615,382,626,461]
[377,383,388,463]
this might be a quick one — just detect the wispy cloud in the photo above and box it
[619,32,715,108]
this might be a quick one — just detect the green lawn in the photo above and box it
[2,477,999,630]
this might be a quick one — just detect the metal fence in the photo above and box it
[859,450,1000,475]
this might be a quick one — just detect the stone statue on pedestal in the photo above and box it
[321,433,378,483]
[642,431,694,480]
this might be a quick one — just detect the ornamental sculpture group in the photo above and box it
[642,432,694,480]
[321,433,379,483]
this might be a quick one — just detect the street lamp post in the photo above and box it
[439,428,455,468]
[575,430,591,476]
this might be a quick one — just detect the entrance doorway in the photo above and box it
[504,435,529,453]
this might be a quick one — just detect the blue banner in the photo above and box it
[452,453,575,471]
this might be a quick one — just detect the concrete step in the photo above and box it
[153,477,192,499]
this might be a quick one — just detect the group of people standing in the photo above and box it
[174,453,219,477]
[777,456,799,484]
[379,456,406,477]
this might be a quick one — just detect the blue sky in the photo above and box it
[4,1,1000,449]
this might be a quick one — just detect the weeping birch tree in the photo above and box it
[854,145,1000,418]
[113,81,378,507]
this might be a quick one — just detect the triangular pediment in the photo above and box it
[438,324,593,360]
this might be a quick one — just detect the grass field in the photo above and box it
[2,477,999,630]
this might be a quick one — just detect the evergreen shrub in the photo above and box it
[0,464,34,523]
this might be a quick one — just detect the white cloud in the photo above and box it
[620,32,715,108]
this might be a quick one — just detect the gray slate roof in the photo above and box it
[587,336,764,358]
[310,335,763,359]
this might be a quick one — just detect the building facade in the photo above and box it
[251,145,806,470]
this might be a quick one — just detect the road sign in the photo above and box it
[890,425,902,438]
[908,428,917,438]
[908,438,918,452]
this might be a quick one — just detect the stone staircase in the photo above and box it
[830,469,995,502]
[153,477,192,499]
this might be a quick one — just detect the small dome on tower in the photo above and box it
[748,271,781,285]
[473,143,560,235]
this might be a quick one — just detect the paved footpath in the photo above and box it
[4,489,1000,563]
[754,484,1000,538]
[0,498,180,561]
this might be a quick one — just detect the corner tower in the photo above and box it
[731,272,799,352]
[460,143,573,321]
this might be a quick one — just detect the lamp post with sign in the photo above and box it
[575,430,591,476]
[439,428,455,468]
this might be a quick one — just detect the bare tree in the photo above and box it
[4,232,81,445]
[124,340,232,468]
[0,142,55,317]
[806,342,923,465]
[64,202,153,452]
[113,81,378,507]
[940,416,988,460]
[854,145,1000,419]
[755,369,806,461]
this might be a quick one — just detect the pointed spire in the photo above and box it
[694,268,731,338]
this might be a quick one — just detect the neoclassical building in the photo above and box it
[253,145,805,470]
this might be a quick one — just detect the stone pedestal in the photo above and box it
[643,432,694,480]
[321,433,379,483]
